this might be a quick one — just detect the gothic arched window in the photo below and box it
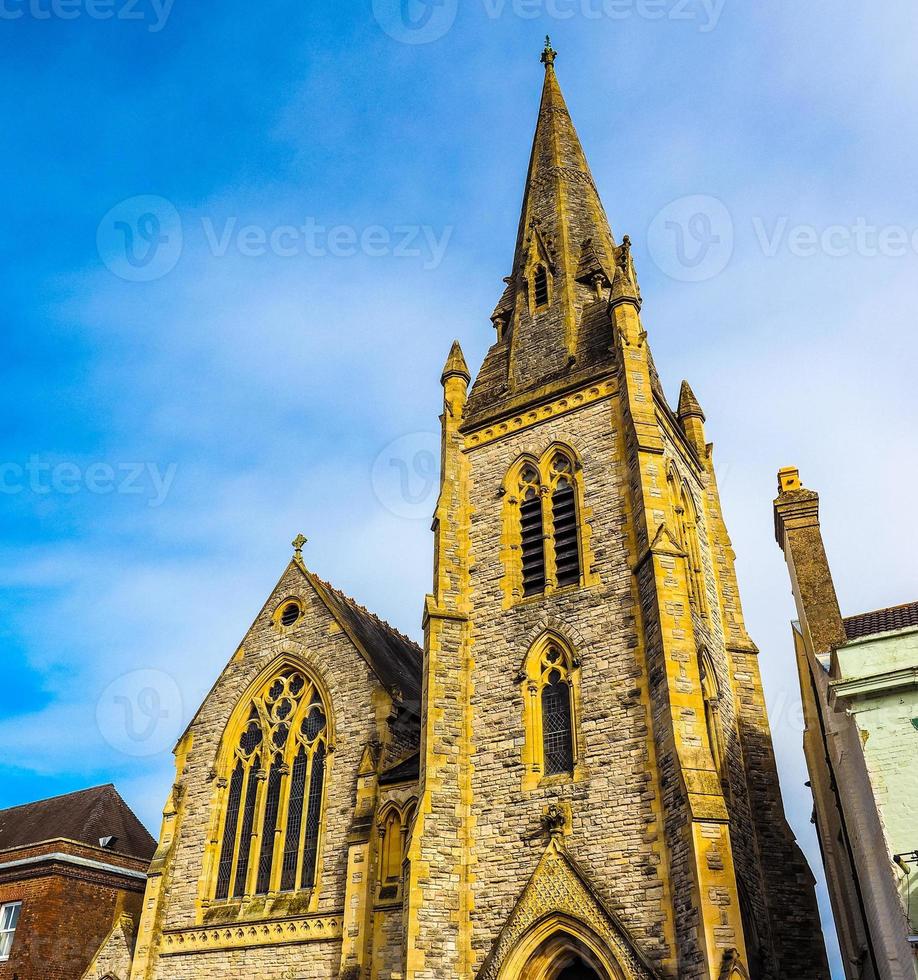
[519,464,546,597]
[549,453,581,588]
[377,800,416,901]
[668,469,707,617]
[214,667,329,902]
[521,637,580,788]
[505,448,586,602]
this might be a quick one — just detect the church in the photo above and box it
[97,41,831,980]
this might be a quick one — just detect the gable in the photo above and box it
[477,837,662,980]
[180,558,422,749]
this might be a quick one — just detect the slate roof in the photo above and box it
[379,751,420,786]
[844,600,918,641]
[310,575,422,705]
[0,784,156,860]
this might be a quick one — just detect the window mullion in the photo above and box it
[270,755,294,894]
[294,747,314,889]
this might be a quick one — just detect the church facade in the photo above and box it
[105,44,830,980]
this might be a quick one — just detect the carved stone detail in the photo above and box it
[476,840,660,980]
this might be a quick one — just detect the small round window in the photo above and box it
[279,602,301,628]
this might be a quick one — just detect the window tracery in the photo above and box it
[505,447,587,602]
[213,667,329,902]
[520,636,581,789]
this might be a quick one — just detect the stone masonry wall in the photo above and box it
[463,394,675,975]
[144,562,396,980]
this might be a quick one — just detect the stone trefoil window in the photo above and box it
[541,648,575,775]
[520,636,582,789]
[214,667,329,901]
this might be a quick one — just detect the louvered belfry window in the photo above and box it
[511,452,583,599]
[214,668,329,900]
[519,465,546,596]
[551,455,581,587]
[540,645,575,776]
[533,265,550,307]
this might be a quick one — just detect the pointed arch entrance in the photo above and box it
[497,915,625,980]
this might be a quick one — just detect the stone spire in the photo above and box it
[510,40,617,295]
[441,339,471,385]
[677,381,707,455]
[677,381,705,422]
[468,41,624,415]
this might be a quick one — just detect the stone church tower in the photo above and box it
[101,41,829,980]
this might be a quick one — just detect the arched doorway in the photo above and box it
[498,917,622,980]
[555,956,604,980]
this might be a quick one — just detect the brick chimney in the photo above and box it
[774,467,847,656]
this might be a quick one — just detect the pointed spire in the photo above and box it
[677,381,706,422]
[511,40,615,283]
[441,340,470,385]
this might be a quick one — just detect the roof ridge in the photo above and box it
[844,598,918,620]
[0,783,114,815]
[313,576,422,655]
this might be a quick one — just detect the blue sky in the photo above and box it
[2,2,918,975]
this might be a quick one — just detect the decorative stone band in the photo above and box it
[465,381,616,450]
[160,914,344,956]
[534,165,598,194]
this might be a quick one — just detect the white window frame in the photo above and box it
[0,901,22,961]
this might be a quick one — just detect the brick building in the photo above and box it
[0,784,155,980]
[90,41,829,980]
[774,467,918,979]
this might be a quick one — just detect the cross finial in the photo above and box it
[541,35,557,67]
[292,533,307,559]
